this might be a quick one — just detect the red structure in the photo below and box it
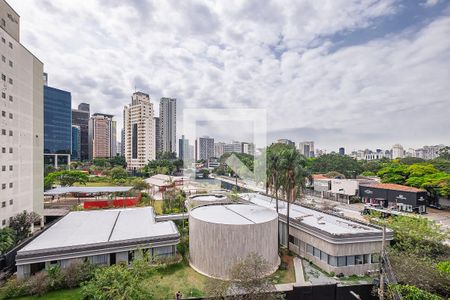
[83,193,142,209]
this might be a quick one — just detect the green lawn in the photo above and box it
[142,261,208,299]
[16,288,82,300]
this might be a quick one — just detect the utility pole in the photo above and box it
[378,225,386,300]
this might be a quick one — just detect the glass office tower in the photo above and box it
[44,85,72,165]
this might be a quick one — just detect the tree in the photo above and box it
[110,166,128,180]
[437,146,450,160]
[388,284,443,300]
[205,253,282,300]
[200,169,210,179]
[279,146,310,252]
[81,257,154,300]
[0,227,15,254]
[310,153,362,178]
[45,170,89,189]
[131,178,150,191]
[9,211,41,242]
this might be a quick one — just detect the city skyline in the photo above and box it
[8,0,450,150]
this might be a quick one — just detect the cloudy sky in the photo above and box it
[10,0,450,152]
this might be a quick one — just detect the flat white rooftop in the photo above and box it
[44,186,133,195]
[189,194,227,202]
[241,193,380,235]
[190,204,278,225]
[19,207,178,253]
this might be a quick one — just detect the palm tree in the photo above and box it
[279,146,311,252]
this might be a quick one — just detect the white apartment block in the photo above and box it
[124,92,155,171]
[214,142,225,158]
[159,97,176,154]
[1,0,43,227]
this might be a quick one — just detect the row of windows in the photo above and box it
[1,111,13,119]
[1,73,13,84]
[1,165,13,171]
[1,92,14,102]
[1,199,13,207]
[1,55,13,67]
[1,129,13,136]
[289,235,380,267]
[1,147,13,153]
[1,182,13,189]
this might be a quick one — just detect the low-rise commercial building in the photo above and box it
[241,193,393,276]
[359,183,427,213]
[16,207,180,278]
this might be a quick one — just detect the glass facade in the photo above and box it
[71,126,81,160]
[72,104,90,160]
[44,86,71,154]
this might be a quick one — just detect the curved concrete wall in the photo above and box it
[189,213,279,279]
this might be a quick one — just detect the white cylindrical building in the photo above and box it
[189,204,279,279]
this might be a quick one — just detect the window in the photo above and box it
[8,42,12,49]
[9,147,13,153]
[1,147,5,153]
[2,220,5,226]
[9,113,12,119]
[320,251,328,262]
[364,254,370,264]
[313,247,321,258]
[1,74,5,81]
[1,111,5,117]
[355,255,364,265]
[1,166,5,171]
[306,244,313,255]
[1,129,5,135]
[9,130,12,136]
[1,92,5,99]
[9,199,13,205]
[9,182,13,188]
[1,55,5,62]
[8,78,12,84]
[1,202,4,207]
[9,165,12,171]
[1,37,4,43]
[9,95,12,102]
[8,61,12,67]
[347,255,355,266]
[328,256,337,267]
[337,256,346,267]
[1,19,5,27]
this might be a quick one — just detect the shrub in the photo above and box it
[61,260,96,288]
[1,278,30,298]
[28,271,51,296]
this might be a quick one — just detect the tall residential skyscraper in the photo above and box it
[339,147,345,156]
[179,135,189,160]
[88,113,116,159]
[71,125,81,161]
[71,103,90,160]
[120,128,125,157]
[0,0,44,227]
[214,142,225,158]
[154,116,161,155]
[159,97,176,154]
[391,144,404,159]
[198,137,214,161]
[43,85,72,166]
[299,141,315,158]
[224,141,242,154]
[241,142,255,156]
[124,92,155,170]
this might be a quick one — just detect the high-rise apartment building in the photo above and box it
[88,113,116,159]
[391,144,404,159]
[214,142,225,158]
[241,142,255,156]
[124,92,155,170]
[71,125,81,161]
[43,85,72,166]
[159,97,176,154]
[198,137,214,161]
[120,128,125,157]
[299,141,315,158]
[276,139,295,146]
[179,135,190,160]
[339,147,345,156]
[71,103,90,160]
[224,141,242,154]
[0,0,44,227]
[154,116,160,155]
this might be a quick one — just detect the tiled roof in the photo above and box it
[360,183,425,193]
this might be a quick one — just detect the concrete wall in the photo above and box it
[330,179,358,196]
[189,214,279,280]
